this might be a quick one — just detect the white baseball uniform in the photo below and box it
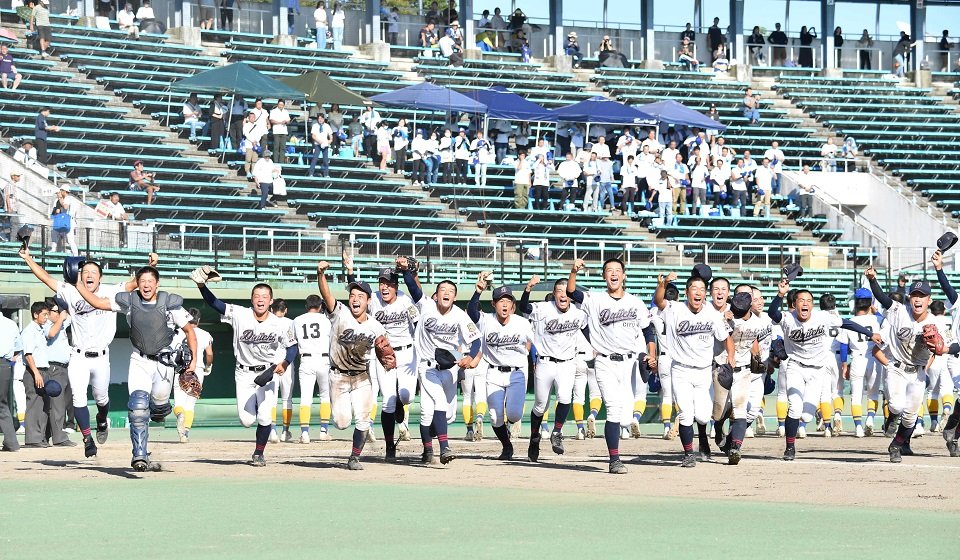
[172,326,213,412]
[875,301,938,428]
[326,302,386,432]
[926,315,954,405]
[835,313,880,416]
[478,312,534,428]
[746,312,774,422]
[369,291,419,413]
[273,315,296,418]
[292,311,332,424]
[572,330,600,412]
[526,301,587,416]
[652,312,674,419]
[726,313,770,421]
[776,309,842,422]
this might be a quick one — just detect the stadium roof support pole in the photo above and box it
[911,0,926,83]
[821,0,835,69]
[694,0,702,32]
[549,0,563,57]
[365,0,382,43]
[271,0,281,38]
[641,0,654,62]
[460,0,475,50]
[729,0,744,67]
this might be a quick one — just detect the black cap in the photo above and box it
[16,224,34,245]
[434,348,462,370]
[492,286,515,301]
[347,280,373,297]
[691,263,712,282]
[938,232,958,253]
[908,280,931,296]
[378,267,398,283]
[731,292,753,319]
[782,263,803,282]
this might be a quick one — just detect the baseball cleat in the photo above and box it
[473,416,484,440]
[316,429,332,441]
[797,425,807,439]
[347,456,363,470]
[824,427,832,438]
[728,446,742,465]
[855,425,864,438]
[439,448,456,464]
[681,452,697,468]
[755,414,766,435]
[883,415,899,438]
[946,439,959,457]
[550,431,564,455]
[833,413,843,435]
[816,416,825,432]
[175,412,186,442]
[586,416,596,438]
[421,448,435,464]
[935,417,947,433]
[609,459,628,474]
[576,427,586,440]
[662,425,673,440]
[527,436,540,462]
[83,436,97,458]
[250,454,266,467]
[943,425,957,445]
[783,445,796,461]
[900,444,915,456]
[629,418,642,439]
[179,433,189,444]
[888,443,902,463]
[745,426,754,438]
[299,432,311,444]
[280,429,294,443]
[366,429,377,443]
[864,423,874,437]
[620,427,631,440]
[96,420,109,444]
[913,423,925,438]
[399,422,411,441]
[132,458,162,472]
[464,429,475,442]
[698,443,712,462]
[269,429,279,444]
[497,444,514,461]
[776,425,785,438]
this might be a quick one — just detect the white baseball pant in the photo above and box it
[659,354,674,410]
[729,365,761,420]
[672,363,713,426]
[12,359,25,418]
[462,362,487,413]
[127,352,175,405]
[948,355,960,390]
[330,371,373,431]
[68,350,111,408]
[746,371,765,423]
[379,345,418,414]
[419,365,458,426]
[593,354,637,426]
[275,362,294,412]
[928,356,953,402]
[847,354,875,411]
[533,357,575,416]
[298,356,330,411]
[884,362,925,428]
[486,367,525,428]
[235,366,276,427]
[784,360,830,422]
[572,355,600,406]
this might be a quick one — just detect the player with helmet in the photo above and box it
[172,308,214,443]
[929,248,960,455]
[75,266,198,472]
[292,295,332,443]
[194,266,298,467]
[835,288,881,437]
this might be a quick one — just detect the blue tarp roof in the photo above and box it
[371,82,486,113]
[548,96,656,125]
[636,100,728,131]
[461,86,556,122]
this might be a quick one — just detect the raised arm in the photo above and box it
[316,261,336,313]
[768,279,789,324]
[932,250,958,305]
[566,258,585,303]
[840,319,883,345]
[75,280,114,311]
[397,256,423,302]
[17,248,59,292]
[519,274,539,315]
[653,271,677,311]
[343,250,355,283]
[864,266,893,310]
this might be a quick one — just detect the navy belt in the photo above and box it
[75,348,107,358]
[892,360,920,373]
[332,368,366,377]
[493,365,522,372]
[599,352,635,362]
[392,344,413,352]
[49,361,68,368]
[240,364,269,372]
[301,353,329,358]
[539,355,572,363]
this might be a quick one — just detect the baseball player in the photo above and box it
[18,248,147,459]
[929,251,960,455]
[774,289,797,437]
[518,275,588,461]
[75,266,198,472]
[817,293,843,436]
[567,258,657,475]
[316,260,396,469]
[270,299,296,443]
[923,300,953,434]
[835,289,881,437]
[708,275,731,443]
[652,282,680,440]
[769,278,879,461]
[467,278,534,461]
[194,268,298,467]
[172,308,214,443]
[462,361,488,441]
[291,295,332,443]
[747,286,774,437]
[654,272,735,467]
[571,330,599,440]
[413,278,480,464]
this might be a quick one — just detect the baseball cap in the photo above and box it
[691,263,712,283]
[492,286,515,301]
[937,232,958,253]
[854,288,873,299]
[347,280,373,297]
[378,267,398,283]
[908,280,931,296]
[731,292,753,319]
[782,263,803,282]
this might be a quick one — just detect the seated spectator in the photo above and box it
[820,138,837,172]
[438,31,463,66]
[0,44,23,90]
[182,93,205,142]
[678,37,699,71]
[135,0,155,20]
[129,160,158,205]
[712,43,730,72]
[98,191,129,246]
[117,3,140,39]
[742,87,760,124]
[103,191,129,221]
[13,140,37,166]
[795,164,816,217]
[446,20,463,46]
[748,25,766,65]
[598,36,628,67]
[476,28,497,51]
[565,32,582,68]
[420,20,438,49]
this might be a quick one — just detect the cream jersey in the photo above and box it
[775,309,843,365]
[172,326,212,357]
[876,301,939,367]
[273,316,294,363]
[726,313,772,367]
[835,314,880,358]
[751,312,775,361]
[56,281,125,351]
[526,301,587,361]
[326,302,386,373]
[579,290,652,356]
[575,329,594,356]
[222,303,295,367]
[369,291,419,347]
[478,313,534,368]
[414,297,480,359]
[662,300,729,368]
[292,311,332,357]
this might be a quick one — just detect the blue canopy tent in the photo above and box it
[548,96,656,147]
[371,82,486,113]
[636,100,727,131]
[461,86,556,122]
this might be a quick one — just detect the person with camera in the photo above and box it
[742,88,761,125]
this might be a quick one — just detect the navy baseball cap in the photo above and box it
[731,292,753,319]
[347,280,372,297]
[908,280,931,296]
[937,232,958,253]
[691,263,712,282]
[492,286,515,301]
[782,263,803,282]
[377,267,398,283]
[854,288,872,299]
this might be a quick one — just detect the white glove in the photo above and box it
[190,265,222,284]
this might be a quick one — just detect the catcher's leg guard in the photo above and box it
[129,390,151,460]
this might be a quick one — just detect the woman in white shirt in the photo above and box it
[582,151,600,211]
[690,156,710,215]
[531,154,551,210]
[438,128,454,183]
[410,130,427,186]
[314,1,328,49]
[182,93,204,142]
[375,122,392,171]
[470,133,493,188]
[330,2,345,51]
[454,130,471,185]
[392,118,409,174]
[425,131,441,185]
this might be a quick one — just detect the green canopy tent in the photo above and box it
[277,71,370,107]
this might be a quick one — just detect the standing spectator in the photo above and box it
[410,129,426,185]
[30,0,51,57]
[515,121,530,154]
[556,152,582,210]
[220,0,241,32]
[768,23,788,66]
[857,30,874,70]
[285,0,300,35]
[0,44,23,90]
[420,20,437,48]
[753,158,772,217]
[680,22,696,43]
[425,130,441,185]
[492,120,510,164]
[314,1,328,48]
[833,27,844,67]
[252,155,276,209]
[617,154,638,215]
[443,0,458,26]
[326,103,344,151]
[347,114,363,155]
[0,310,22,452]
[425,1,439,22]
[241,111,263,177]
[478,9,491,29]
[798,25,816,68]
[795,164,815,217]
[590,134,611,160]
[34,107,58,165]
[582,151,599,211]
[359,104,381,160]
[118,3,140,39]
[330,2,345,51]
[841,136,858,172]
[531,154,551,210]
[392,118,409,175]
[747,25,765,65]
[729,161,748,215]
[438,31,463,66]
[182,93,205,142]
[820,138,837,172]
[21,301,72,448]
[269,100,291,162]
[513,151,532,209]
[199,0,216,30]
[940,30,953,72]
[50,186,78,255]
[387,7,400,45]
[40,300,73,446]
[652,169,673,224]
[763,140,785,195]
[565,32,582,68]
[742,87,760,125]
[707,17,724,61]
[249,98,269,141]
[893,31,912,77]
[678,37,699,71]
[308,114,332,178]
[375,121,392,171]
[453,128,470,184]
[596,155,615,211]
[228,94,247,150]
[438,128,454,182]
[129,160,158,205]
[641,129,661,154]
[4,170,21,218]
[103,191,129,245]
[669,152,689,216]
[471,132,493,188]
[709,158,731,215]
[208,93,226,151]
[690,155,709,215]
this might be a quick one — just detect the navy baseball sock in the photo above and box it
[351,428,366,457]
[433,411,449,451]
[254,424,271,456]
[784,417,799,444]
[713,420,725,445]
[75,405,91,437]
[945,405,960,432]
[96,403,109,423]
[529,412,544,438]
[679,424,694,452]
[893,423,915,447]
[492,424,510,447]
[604,420,620,462]
[419,423,432,447]
[553,402,571,432]
[381,410,396,446]
[696,422,710,449]
[729,418,747,448]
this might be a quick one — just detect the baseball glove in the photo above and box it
[923,323,946,356]
[716,363,734,391]
[375,335,397,370]
[178,371,203,399]
[189,265,222,284]
[403,256,420,273]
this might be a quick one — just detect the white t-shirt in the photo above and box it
[763,148,785,173]
[579,290,652,356]
[325,302,386,373]
[691,165,710,190]
[312,122,332,147]
[269,108,290,136]
[620,162,639,189]
[293,311,332,358]
[641,138,662,153]
[117,9,135,27]
[754,166,772,191]
[369,292,419,347]
[414,297,480,360]
[590,142,611,160]
[222,303,295,367]
[661,300,729,368]
[56,281,124,351]
[876,301,938,367]
[513,158,532,184]
[526,301,587,361]
[774,308,843,366]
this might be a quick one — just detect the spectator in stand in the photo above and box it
[678,37,699,71]
[420,20,438,48]
[641,129,661,154]
[798,25,816,67]
[242,112,263,177]
[489,7,507,49]
[841,136,858,171]
[438,30,463,66]
[681,22,696,43]
[729,160,748,215]
[330,2,345,51]
[51,186,78,254]
[471,132,493,188]
[596,154,615,211]
[709,157,731,215]
[0,44,23,90]
[249,98,269,141]
[104,192,129,221]
[753,158,772,217]
[453,128,470,184]
[668,152,689,216]
[426,130,441,185]
[742,87,760,125]
[690,155,709,215]
[182,93,205,142]
[443,0,458,25]
[30,0,52,58]
[219,0,240,32]
[252,155,276,209]
[712,42,729,72]
[652,169,672,224]
[34,107,59,165]
[228,95,247,150]
[661,140,679,167]
[478,9,491,29]
[590,135,611,160]
[509,8,531,37]
[741,150,757,192]
[447,20,464,46]
[269,100,291,163]
[707,17,724,62]
[359,103,381,159]
[616,129,639,167]
[3,170,20,217]
[513,150,532,209]
[314,1,328,49]
[820,137,837,172]
[769,23,788,66]
[392,118,409,175]
[308,113,332,178]
[557,152,582,210]
[14,141,38,168]
[387,7,399,45]
[199,0,216,30]
[410,129,426,185]
[893,31,913,77]
[438,128,454,182]
[492,119,510,163]
[617,154,638,215]
[425,1,440,21]
[857,30,874,70]
[582,150,599,211]
[129,160,158,205]
[597,36,628,67]
[531,154,551,210]
[207,93,226,151]
[747,26,765,65]
[565,32,582,68]
[375,121,392,171]
[327,104,344,151]
[796,164,816,217]
[939,30,953,72]
[285,0,300,35]
[118,3,140,39]
[833,27,844,67]
[763,140,785,195]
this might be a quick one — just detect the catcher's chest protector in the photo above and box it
[127,292,183,355]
